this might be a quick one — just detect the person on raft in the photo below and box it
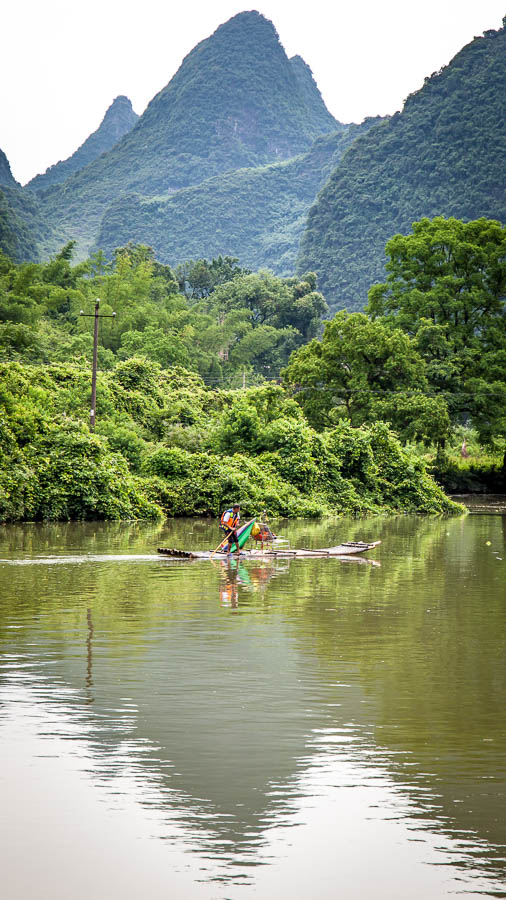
[220,504,241,555]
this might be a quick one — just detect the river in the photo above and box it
[0,513,504,899]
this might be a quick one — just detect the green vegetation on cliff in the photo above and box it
[0,184,62,263]
[27,96,139,193]
[0,188,39,263]
[42,11,340,256]
[0,148,62,262]
[96,121,379,274]
[0,149,17,189]
[298,22,506,310]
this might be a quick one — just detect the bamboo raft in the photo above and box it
[157,541,381,560]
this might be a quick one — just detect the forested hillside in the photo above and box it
[27,96,138,193]
[0,241,327,382]
[0,188,40,262]
[0,236,466,522]
[289,55,343,135]
[95,121,380,274]
[0,148,62,262]
[298,21,506,310]
[0,149,18,188]
[41,11,340,257]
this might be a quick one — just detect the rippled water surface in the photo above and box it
[1,515,505,899]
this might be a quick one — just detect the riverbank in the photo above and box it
[0,359,463,522]
[432,454,506,495]
[450,494,506,515]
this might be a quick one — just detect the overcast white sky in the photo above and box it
[1,0,504,184]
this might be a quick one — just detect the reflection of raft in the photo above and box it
[157,541,381,560]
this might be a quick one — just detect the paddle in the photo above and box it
[210,517,255,560]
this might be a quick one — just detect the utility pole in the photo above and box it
[79,299,116,431]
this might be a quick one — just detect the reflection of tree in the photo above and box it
[287,514,506,883]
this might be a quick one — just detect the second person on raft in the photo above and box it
[220,504,241,555]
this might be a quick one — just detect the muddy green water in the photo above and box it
[0,514,505,899]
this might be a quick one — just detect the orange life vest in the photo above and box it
[220,508,239,530]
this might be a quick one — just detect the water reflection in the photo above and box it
[0,515,505,898]
[218,558,287,609]
[86,607,93,691]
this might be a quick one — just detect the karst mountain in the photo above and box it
[28,95,139,193]
[40,11,340,256]
[1,12,504,302]
[298,21,506,309]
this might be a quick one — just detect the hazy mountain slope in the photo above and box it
[0,184,63,262]
[95,121,379,274]
[27,96,138,193]
[0,149,18,188]
[298,22,506,311]
[289,55,341,136]
[0,189,38,261]
[42,11,340,257]
[0,148,62,261]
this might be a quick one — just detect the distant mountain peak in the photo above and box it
[0,148,18,188]
[42,10,343,257]
[290,53,310,69]
[28,95,139,193]
[210,9,276,30]
[102,95,137,121]
[289,54,341,134]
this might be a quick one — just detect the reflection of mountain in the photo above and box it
[0,515,504,887]
[1,562,367,869]
[85,623,338,865]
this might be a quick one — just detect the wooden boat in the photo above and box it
[157,541,381,560]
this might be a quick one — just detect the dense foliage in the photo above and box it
[95,122,379,275]
[286,216,505,463]
[0,183,60,264]
[367,217,506,447]
[283,311,451,446]
[27,96,138,193]
[4,210,501,523]
[40,11,339,258]
[298,22,506,310]
[0,243,326,383]
[0,149,62,263]
[0,232,464,523]
[0,358,460,523]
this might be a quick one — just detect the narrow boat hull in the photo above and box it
[157,541,381,560]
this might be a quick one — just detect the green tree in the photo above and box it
[367,218,506,350]
[211,271,327,344]
[176,256,250,299]
[367,217,506,446]
[283,311,443,444]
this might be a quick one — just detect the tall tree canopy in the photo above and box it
[282,310,450,445]
[367,217,506,444]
